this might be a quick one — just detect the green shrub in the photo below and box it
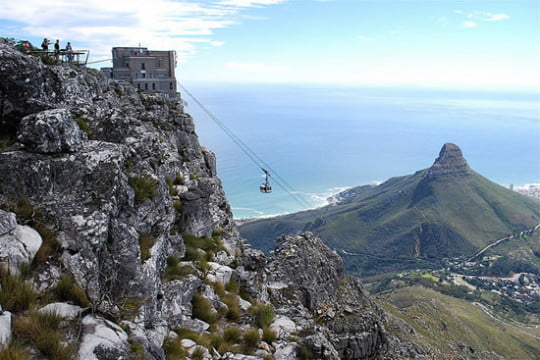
[173,200,182,211]
[262,326,277,343]
[191,347,206,360]
[129,175,158,204]
[174,173,184,185]
[223,327,241,343]
[209,333,235,355]
[0,342,30,360]
[13,310,72,360]
[129,341,145,360]
[225,279,239,294]
[250,303,274,328]
[53,275,90,307]
[0,268,38,312]
[173,328,199,341]
[139,233,156,261]
[212,228,225,240]
[241,328,260,353]
[191,291,219,324]
[297,346,313,360]
[162,336,187,360]
[163,257,194,282]
[34,330,72,360]
[75,117,90,133]
[222,293,241,322]
[32,222,61,263]
[182,235,218,262]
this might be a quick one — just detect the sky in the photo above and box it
[1,0,539,89]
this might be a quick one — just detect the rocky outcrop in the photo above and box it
[265,233,390,359]
[427,143,470,179]
[0,39,414,360]
[268,232,344,310]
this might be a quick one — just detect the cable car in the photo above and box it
[260,168,272,193]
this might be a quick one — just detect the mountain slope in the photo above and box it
[239,143,540,276]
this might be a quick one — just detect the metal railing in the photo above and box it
[29,50,90,66]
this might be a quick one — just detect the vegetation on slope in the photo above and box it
[378,286,540,360]
[240,166,540,276]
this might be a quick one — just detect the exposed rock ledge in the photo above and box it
[0,38,428,359]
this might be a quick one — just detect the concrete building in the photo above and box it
[101,47,177,97]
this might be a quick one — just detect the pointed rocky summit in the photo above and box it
[427,142,470,179]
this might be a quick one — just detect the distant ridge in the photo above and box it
[239,143,540,276]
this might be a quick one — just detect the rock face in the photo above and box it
[268,232,344,310]
[266,233,389,359]
[0,39,414,359]
[427,143,470,179]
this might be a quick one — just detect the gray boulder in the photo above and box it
[18,108,84,153]
[0,223,42,272]
[0,209,17,236]
[0,310,12,346]
[78,314,130,360]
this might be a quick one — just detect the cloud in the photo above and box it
[454,10,510,28]
[225,61,286,72]
[0,0,281,62]
[462,21,478,28]
[484,13,510,22]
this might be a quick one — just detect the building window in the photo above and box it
[142,73,146,78]
[170,82,173,89]
[141,63,145,70]
[152,83,156,90]
[144,83,148,90]
[137,84,141,89]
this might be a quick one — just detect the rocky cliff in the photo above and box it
[0,39,422,359]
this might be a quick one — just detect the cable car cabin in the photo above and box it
[260,183,272,193]
[260,168,272,193]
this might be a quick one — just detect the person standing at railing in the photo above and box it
[66,42,73,63]
[41,38,50,52]
[54,39,60,61]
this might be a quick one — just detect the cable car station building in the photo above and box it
[101,47,177,97]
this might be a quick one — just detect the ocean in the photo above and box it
[181,83,540,219]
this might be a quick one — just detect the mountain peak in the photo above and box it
[428,143,470,178]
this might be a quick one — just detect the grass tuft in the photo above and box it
[0,342,29,359]
[139,233,157,262]
[163,257,195,282]
[191,291,220,324]
[13,310,72,360]
[129,175,158,204]
[250,303,274,328]
[53,275,90,307]
[0,268,38,312]
[241,328,260,354]
[162,336,187,360]
[262,326,277,343]
[223,327,241,344]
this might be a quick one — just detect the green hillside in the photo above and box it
[378,286,540,360]
[239,144,540,276]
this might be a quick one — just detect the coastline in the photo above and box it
[233,181,540,224]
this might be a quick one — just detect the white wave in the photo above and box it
[231,207,264,215]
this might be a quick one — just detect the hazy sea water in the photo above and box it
[182,83,540,219]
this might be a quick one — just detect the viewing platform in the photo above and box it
[29,49,90,66]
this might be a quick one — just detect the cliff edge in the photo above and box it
[0,39,422,359]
